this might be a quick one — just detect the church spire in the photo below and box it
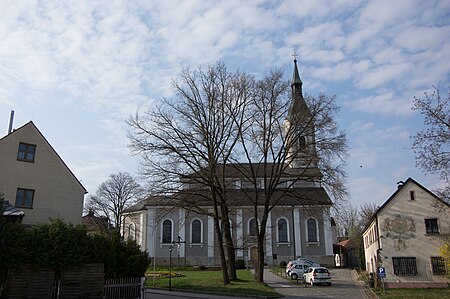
[288,58,309,121]
[291,56,303,95]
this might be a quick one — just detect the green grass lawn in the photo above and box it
[374,287,450,298]
[146,267,281,297]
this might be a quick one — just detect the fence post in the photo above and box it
[140,277,145,299]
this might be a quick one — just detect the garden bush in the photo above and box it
[0,218,150,279]
[235,259,246,269]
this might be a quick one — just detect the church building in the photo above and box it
[122,60,335,267]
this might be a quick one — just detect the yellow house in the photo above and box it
[363,178,449,288]
[0,121,87,225]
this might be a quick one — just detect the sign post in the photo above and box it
[378,267,386,294]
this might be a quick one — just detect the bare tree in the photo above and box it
[234,66,348,282]
[358,202,378,228]
[127,62,253,284]
[87,172,143,231]
[411,85,450,202]
[334,202,360,238]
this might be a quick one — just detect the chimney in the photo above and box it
[8,110,14,134]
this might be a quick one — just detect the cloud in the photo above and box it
[394,25,450,52]
[351,91,414,116]
[357,63,415,90]
[349,121,375,133]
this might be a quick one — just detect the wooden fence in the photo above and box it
[4,264,144,299]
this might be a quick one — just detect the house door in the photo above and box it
[250,246,258,262]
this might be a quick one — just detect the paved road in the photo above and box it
[145,268,376,299]
[265,268,375,299]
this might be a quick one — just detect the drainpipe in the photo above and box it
[291,206,296,259]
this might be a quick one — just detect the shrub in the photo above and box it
[0,219,150,279]
[279,261,287,268]
[235,259,246,269]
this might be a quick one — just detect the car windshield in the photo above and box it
[315,268,329,273]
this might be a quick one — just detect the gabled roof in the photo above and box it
[0,121,87,194]
[362,177,448,233]
[82,211,111,234]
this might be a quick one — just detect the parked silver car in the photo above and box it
[285,258,320,276]
[303,266,332,286]
[289,263,310,280]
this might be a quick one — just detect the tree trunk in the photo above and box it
[214,214,230,285]
[222,206,237,281]
[256,216,268,283]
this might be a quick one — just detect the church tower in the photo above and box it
[284,58,319,170]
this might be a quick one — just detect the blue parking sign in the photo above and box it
[378,267,386,278]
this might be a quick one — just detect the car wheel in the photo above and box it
[291,273,298,280]
[310,279,314,286]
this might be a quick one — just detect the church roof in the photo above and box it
[182,162,322,180]
[125,186,332,212]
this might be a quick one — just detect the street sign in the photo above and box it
[378,267,386,278]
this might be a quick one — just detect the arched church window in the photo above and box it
[191,219,202,243]
[249,218,257,236]
[128,223,136,241]
[307,218,318,242]
[162,219,173,243]
[298,136,306,148]
[278,218,288,242]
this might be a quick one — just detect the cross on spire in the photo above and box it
[292,51,299,61]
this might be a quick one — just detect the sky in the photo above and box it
[1,0,449,210]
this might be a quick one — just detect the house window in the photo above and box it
[128,223,136,241]
[162,219,173,243]
[277,218,288,243]
[307,218,318,242]
[191,219,202,243]
[241,180,253,189]
[409,190,415,201]
[249,218,257,236]
[17,142,36,162]
[425,218,439,234]
[392,257,417,276]
[431,257,446,275]
[15,188,34,208]
[298,135,306,148]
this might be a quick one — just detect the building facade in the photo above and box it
[363,178,449,288]
[0,121,87,225]
[123,60,335,267]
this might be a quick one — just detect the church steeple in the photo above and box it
[291,58,303,95]
[288,58,310,122]
[284,57,320,171]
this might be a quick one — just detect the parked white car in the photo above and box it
[303,266,332,286]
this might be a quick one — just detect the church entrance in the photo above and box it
[250,246,258,262]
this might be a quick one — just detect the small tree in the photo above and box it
[438,237,450,279]
[87,172,143,230]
